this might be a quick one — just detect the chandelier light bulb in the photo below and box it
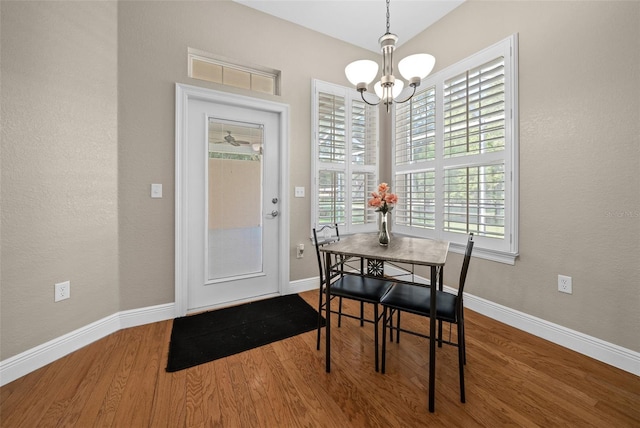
[374,80,405,101]
[399,53,436,84]
[345,60,379,87]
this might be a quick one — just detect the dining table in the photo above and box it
[319,232,450,413]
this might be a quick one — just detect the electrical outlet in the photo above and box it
[558,275,572,294]
[151,183,162,198]
[55,281,70,302]
[296,243,304,258]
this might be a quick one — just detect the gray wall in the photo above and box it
[404,0,639,352]
[0,0,375,360]
[1,0,638,362]
[116,0,376,311]
[1,1,119,359]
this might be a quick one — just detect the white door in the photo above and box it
[177,86,287,314]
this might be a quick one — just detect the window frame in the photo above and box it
[311,79,380,234]
[393,34,519,264]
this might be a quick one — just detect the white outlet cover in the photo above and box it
[55,281,70,302]
[558,275,572,294]
[151,183,163,198]
[294,186,305,198]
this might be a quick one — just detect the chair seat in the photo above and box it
[380,283,458,323]
[331,274,393,303]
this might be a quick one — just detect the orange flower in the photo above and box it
[368,183,398,214]
[368,196,383,208]
[385,193,398,205]
[378,183,389,194]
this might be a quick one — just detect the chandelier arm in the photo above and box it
[394,84,418,104]
[359,89,381,106]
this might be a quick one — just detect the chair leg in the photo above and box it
[438,267,444,348]
[338,296,343,327]
[396,311,401,344]
[457,320,466,403]
[374,304,379,372]
[360,301,365,327]
[316,286,323,350]
[381,306,388,374]
[460,313,467,365]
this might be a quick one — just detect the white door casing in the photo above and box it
[175,84,290,316]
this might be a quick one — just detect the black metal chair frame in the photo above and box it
[313,224,394,372]
[381,233,474,402]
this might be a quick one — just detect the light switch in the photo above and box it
[151,183,163,198]
[294,186,305,198]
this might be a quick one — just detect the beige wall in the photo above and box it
[398,0,639,351]
[1,0,638,362]
[116,0,376,312]
[1,1,119,359]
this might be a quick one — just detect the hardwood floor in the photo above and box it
[2,290,638,427]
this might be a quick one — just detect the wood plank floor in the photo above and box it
[2,290,639,427]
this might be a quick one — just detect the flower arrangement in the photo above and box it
[368,183,398,215]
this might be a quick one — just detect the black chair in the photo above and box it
[380,233,474,402]
[313,224,394,372]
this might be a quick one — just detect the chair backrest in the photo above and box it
[457,233,474,298]
[312,224,340,285]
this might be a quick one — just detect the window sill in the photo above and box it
[447,240,518,265]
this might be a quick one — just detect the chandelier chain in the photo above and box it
[386,0,391,34]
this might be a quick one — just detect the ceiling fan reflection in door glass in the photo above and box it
[208,120,263,157]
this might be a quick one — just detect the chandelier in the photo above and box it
[344,0,435,112]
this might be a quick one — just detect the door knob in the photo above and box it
[271,210,279,217]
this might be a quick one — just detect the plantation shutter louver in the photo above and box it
[317,93,346,163]
[444,57,505,157]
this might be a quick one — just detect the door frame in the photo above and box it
[175,83,290,317]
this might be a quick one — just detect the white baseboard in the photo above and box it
[3,272,638,387]
[286,276,319,294]
[383,265,640,376]
[461,292,640,376]
[0,303,175,386]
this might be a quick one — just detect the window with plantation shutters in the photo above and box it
[312,80,379,233]
[393,35,519,264]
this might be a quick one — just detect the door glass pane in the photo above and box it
[207,119,264,281]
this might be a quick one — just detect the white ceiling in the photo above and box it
[233,1,465,53]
